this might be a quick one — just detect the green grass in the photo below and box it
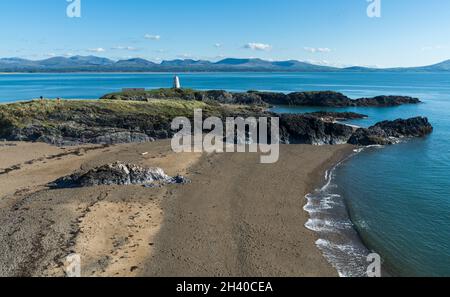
[0,99,202,127]
[101,88,203,101]
[0,98,263,132]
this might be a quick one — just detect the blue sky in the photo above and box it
[0,0,449,67]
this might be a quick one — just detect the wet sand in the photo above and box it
[0,140,352,276]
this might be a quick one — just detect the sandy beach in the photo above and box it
[0,140,352,277]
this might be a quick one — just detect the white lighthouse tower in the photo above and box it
[173,75,181,89]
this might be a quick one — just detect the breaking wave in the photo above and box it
[304,151,374,277]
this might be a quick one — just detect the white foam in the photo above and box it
[305,218,353,232]
[315,239,369,277]
[303,149,373,277]
[366,144,385,149]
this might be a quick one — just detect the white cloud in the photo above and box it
[303,59,380,68]
[214,43,222,48]
[177,53,193,59]
[304,47,332,53]
[244,43,272,51]
[87,48,106,53]
[421,45,445,51]
[117,55,134,60]
[305,59,332,65]
[112,46,138,51]
[144,34,161,40]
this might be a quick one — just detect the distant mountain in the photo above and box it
[160,59,212,67]
[214,58,336,71]
[38,56,114,67]
[0,56,340,72]
[343,60,450,72]
[216,58,271,66]
[113,58,158,72]
[411,59,450,71]
[0,56,115,72]
[1,56,450,73]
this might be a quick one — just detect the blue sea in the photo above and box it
[1,72,449,276]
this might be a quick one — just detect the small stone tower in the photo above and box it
[173,75,181,89]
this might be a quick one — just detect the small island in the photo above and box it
[101,88,422,107]
[0,89,430,147]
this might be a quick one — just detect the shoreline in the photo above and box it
[304,148,372,277]
[0,140,354,276]
[304,146,394,277]
[142,143,354,276]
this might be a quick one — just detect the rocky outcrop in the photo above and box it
[49,162,190,188]
[304,111,368,122]
[262,92,420,107]
[281,114,432,146]
[101,89,421,107]
[0,99,255,146]
[2,99,364,146]
[348,117,433,145]
[0,100,433,148]
[372,117,434,137]
[101,88,266,106]
[283,91,352,107]
[279,114,355,145]
[353,96,421,107]
[13,123,153,146]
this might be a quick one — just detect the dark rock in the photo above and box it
[287,91,351,107]
[0,99,432,149]
[279,114,355,145]
[171,174,191,185]
[348,117,433,145]
[250,91,289,105]
[101,89,421,107]
[202,90,234,103]
[353,96,421,107]
[49,162,190,188]
[347,127,392,146]
[372,117,433,137]
[229,92,265,105]
[304,111,368,122]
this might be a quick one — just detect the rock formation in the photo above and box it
[279,114,355,145]
[304,111,368,122]
[348,117,433,145]
[101,88,421,107]
[0,99,433,148]
[49,162,190,188]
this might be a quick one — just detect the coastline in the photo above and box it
[0,140,353,276]
[303,147,370,277]
[304,147,381,277]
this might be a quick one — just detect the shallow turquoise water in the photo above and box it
[1,72,449,276]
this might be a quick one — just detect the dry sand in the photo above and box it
[0,140,352,277]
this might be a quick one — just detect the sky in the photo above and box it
[0,0,449,67]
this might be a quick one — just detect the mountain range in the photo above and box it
[1,56,450,72]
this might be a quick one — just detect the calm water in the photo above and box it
[1,72,449,276]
